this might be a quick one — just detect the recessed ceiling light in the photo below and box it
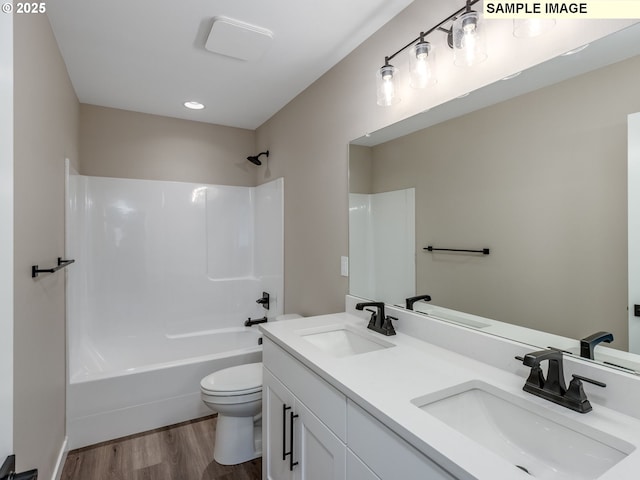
[184,101,205,110]
[561,44,589,56]
[501,71,522,81]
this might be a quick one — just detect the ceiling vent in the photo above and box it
[205,16,273,61]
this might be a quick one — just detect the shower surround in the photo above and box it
[66,174,283,447]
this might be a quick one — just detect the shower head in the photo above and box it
[247,150,269,166]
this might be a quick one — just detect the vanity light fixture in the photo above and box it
[376,0,485,106]
[184,101,205,110]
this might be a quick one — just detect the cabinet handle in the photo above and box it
[289,411,299,471]
[282,404,291,461]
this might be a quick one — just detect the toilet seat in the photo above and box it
[200,362,262,396]
[201,390,262,405]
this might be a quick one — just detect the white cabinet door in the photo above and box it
[294,401,346,480]
[263,369,296,480]
[347,450,381,480]
[264,366,346,480]
[347,401,456,480]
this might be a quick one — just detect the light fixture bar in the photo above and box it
[383,0,480,63]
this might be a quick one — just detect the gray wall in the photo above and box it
[13,13,79,478]
[80,104,257,186]
[348,145,373,194]
[368,55,640,346]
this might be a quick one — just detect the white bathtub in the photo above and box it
[67,327,262,449]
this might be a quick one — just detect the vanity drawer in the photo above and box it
[347,400,455,480]
[263,338,347,441]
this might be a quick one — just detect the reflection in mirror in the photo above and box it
[348,24,640,373]
[349,186,415,305]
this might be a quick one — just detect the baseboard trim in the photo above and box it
[51,436,68,480]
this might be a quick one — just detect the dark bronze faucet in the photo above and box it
[517,349,606,413]
[405,294,432,310]
[355,302,397,336]
[580,331,613,360]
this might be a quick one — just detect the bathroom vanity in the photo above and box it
[262,332,451,480]
[261,297,640,479]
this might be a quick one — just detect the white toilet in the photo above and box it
[201,362,263,465]
[200,313,302,465]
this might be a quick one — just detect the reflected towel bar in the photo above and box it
[424,246,490,255]
[32,257,75,278]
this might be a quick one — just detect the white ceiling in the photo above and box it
[47,0,414,130]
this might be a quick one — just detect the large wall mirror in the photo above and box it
[349,23,640,373]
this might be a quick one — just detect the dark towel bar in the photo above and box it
[32,257,75,278]
[424,246,490,255]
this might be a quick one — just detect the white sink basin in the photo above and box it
[298,325,394,357]
[412,381,634,479]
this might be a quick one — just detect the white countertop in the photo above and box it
[260,312,640,480]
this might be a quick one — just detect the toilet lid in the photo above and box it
[200,362,262,395]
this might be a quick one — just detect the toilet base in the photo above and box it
[213,414,262,465]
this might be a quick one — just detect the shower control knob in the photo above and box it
[256,292,270,310]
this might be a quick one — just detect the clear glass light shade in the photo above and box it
[376,64,400,106]
[409,41,437,88]
[513,18,556,38]
[452,11,487,67]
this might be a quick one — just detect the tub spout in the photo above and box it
[245,316,268,327]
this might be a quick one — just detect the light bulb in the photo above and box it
[376,64,400,106]
[409,41,437,89]
[452,11,487,67]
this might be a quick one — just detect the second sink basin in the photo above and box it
[411,381,633,479]
[298,325,394,357]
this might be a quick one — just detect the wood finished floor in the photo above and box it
[61,416,261,480]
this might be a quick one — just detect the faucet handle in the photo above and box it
[565,375,604,413]
[383,315,398,327]
[565,377,592,412]
[382,316,398,335]
[572,374,606,388]
[364,308,378,329]
[516,356,545,388]
[526,365,546,389]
